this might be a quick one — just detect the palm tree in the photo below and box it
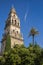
[29,27,39,45]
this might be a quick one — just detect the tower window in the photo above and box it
[15,20,16,25]
[17,31,18,34]
[12,19,13,24]
[13,30,15,32]
[18,23,19,26]
[14,15,15,17]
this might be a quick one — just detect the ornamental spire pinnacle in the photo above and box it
[9,5,16,14]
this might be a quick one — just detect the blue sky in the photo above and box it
[0,0,43,48]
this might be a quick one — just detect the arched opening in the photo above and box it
[18,23,19,26]
[17,31,18,34]
[15,20,16,25]
[13,30,15,32]
[12,19,13,24]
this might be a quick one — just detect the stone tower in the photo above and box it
[1,7,23,53]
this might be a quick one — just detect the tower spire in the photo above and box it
[1,7,24,53]
[9,5,16,15]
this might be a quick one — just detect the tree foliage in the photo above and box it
[5,35,11,52]
[0,44,43,65]
[29,27,39,45]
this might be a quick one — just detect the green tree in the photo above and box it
[29,27,39,45]
[0,44,43,65]
[5,34,11,52]
[0,56,5,65]
[40,49,43,65]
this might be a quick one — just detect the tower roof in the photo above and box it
[9,6,16,15]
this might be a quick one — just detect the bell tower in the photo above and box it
[1,6,24,53]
